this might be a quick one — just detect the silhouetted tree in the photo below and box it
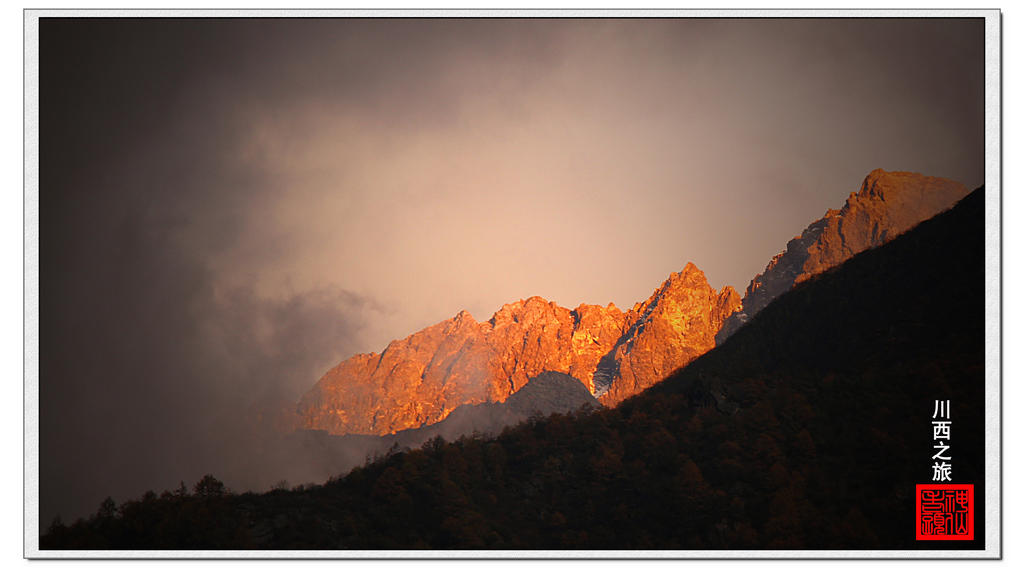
[194,474,226,498]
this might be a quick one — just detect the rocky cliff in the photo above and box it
[598,263,741,406]
[297,168,967,437]
[383,371,601,447]
[716,169,969,344]
[297,263,739,435]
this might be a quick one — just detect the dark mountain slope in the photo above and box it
[42,188,986,551]
[624,186,986,549]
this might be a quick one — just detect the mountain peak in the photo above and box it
[858,168,964,202]
[666,262,704,283]
[598,261,741,406]
[297,260,741,433]
[681,260,702,275]
[716,169,970,344]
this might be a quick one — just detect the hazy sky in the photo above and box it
[38,17,985,523]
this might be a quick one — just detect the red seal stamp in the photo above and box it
[916,484,974,540]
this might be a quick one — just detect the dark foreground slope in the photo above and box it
[42,188,985,551]
[644,186,986,550]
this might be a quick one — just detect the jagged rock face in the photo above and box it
[297,298,631,435]
[485,297,585,399]
[383,371,601,448]
[598,263,742,407]
[716,169,968,344]
[297,312,483,436]
[297,265,738,435]
[568,303,628,392]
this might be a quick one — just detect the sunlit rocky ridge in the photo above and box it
[294,169,969,439]
[717,169,968,343]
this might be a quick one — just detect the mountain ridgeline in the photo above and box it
[296,264,741,435]
[43,185,986,550]
[716,168,969,342]
[295,169,968,438]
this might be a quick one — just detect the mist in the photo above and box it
[37,17,985,524]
